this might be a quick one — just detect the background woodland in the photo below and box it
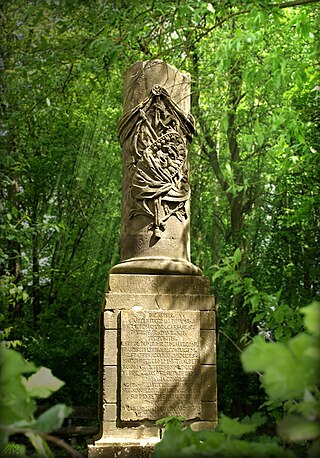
[1,0,319,422]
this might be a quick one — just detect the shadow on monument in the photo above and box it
[112,265,216,430]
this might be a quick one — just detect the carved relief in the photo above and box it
[119,85,195,238]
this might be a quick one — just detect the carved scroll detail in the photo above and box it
[119,85,195,238]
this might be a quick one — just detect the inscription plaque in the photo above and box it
[120,310,201,421]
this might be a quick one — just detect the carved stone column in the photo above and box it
[111,60,201,275]
[88,61,217,458]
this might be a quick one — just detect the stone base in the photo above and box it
[87,438,158,458]
[90,273,217,456]
[110,256,202,276]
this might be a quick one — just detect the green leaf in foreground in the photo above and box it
[0,347,36,383]
[233,248,242,264]
[33,404,72,433]
[218,414,258,437]
[278,415,320,442]
[25,432,53,458]
[2,442,26,457]
[0,347,37,425]
[23,367,64,398]
[300,301,320,336]
[156,415,186,429]
[241,334,319,401]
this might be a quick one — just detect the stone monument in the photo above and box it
[88,60,217,458]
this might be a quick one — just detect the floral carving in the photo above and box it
[119,85,194,238]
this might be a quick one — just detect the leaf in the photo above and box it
[153,427,196,457]
[0,348,37,424]
[300,302,320,336]
[239,412,267,429]
[156,415,185,429]
[207,3,215,14]
[0,398,37,425]
[289,333,318,361]
[25,432,53,458]
[33,404,72,433]
[224,273,240,284]
[233,248,242,265]
[274,326,283,340]
[278,415,320,442]
[257,132,264,146]
[241,335,319,401]
[219,414,258,437]
[2,442,26,457]
[243,277,254,289]
[241,336,278,372]
[252,312,265,324]
[212,269,224,283]
[24,368,64,398]
[250,295,260,311]
[0,347,36,384]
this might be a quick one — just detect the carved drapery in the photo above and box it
[119,85,195,239]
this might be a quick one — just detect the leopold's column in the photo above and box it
[88,60,217,458]
[111,60,201,275]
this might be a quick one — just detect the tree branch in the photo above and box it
[192,0,320,44]
[273,0,320,7]
[196,121,231,198]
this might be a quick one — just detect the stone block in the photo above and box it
[96,424,160,440]
[201,402,218,421]
[103,330,117,365]
[103,366,117,403]
[88,442,156,458]
[105,293,214,311]
[200,311,215,329]
[108,274,211,295]
[104,310,119,329]
[191,421,217,431]
[201,365,217,402]
[102,403,117,422]
[200,330,216,364]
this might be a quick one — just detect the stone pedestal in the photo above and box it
[88,275,217,457]
[88,61,217,457]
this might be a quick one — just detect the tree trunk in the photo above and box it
[32,194,41,324]
[7,174,23,319]
[190,41,250,346]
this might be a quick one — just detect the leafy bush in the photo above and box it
[242,301,320,455]
[0,345,76,457]
[153,302,320,458]
[154,413,294,458]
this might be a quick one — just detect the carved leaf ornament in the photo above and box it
[119,85,195,238]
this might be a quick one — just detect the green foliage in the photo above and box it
[0,345,71,457]
[154,413,293,458]
[301,302,320,337]
[156,416,186,430]
[212,249,304,342]
[0,274,29,317]
[1,0,319,421]
[242,302,320,449]
[154,303,320,458]
[241,333,318,400]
